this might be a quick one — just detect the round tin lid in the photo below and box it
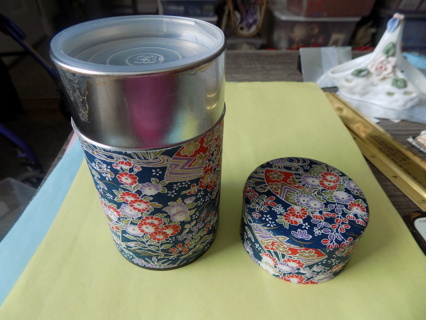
[50,15,225,75]
[243,157,369,250]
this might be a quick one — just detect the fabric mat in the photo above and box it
[1,82,425,319]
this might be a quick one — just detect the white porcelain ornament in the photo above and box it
[328,13,426,123]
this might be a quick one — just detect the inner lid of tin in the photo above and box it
[50,15,225,75]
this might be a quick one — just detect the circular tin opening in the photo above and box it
[50,15,225,75]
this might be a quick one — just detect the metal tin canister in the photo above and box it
[50,15,225,149]
[241,157,369,284]
[50,16,226,269]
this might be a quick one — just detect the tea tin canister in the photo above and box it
[50,16,226,269]
[241,157,369,284]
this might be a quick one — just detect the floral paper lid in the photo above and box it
[241,157,369,284]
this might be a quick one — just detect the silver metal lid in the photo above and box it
[50,15,225,75]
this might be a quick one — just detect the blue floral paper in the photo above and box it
[77,118,224,270]
[241,157,369,284]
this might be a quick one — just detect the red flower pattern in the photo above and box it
[283,258,304,268]
[142,216,164,226]
[349,202,367,214]
[283,212,302,226]
[311,213,324,221]
[149,230,169,241]
[283,274,305,284]
[162,224,181,236]
[117,172,138,185]
[244,187,259,200]
[119,191,140,203]
[263,196,277,207]
[287,206,308,220]
[118,160,132,169]
[170,243,190,255]
[137,222,159,234]
[321,171,340,183]
[319,179,338,190]
[129,199,150,212]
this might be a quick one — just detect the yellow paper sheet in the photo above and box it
[1,82,425,319]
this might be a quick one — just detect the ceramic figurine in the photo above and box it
[328,13,426,123]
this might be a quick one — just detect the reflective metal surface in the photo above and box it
[50,16,225,148]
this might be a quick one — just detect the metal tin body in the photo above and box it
[241,157,369,284]
[50,15,226,149]
[73,114,224,269]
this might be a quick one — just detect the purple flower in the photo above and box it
[291,229,312,240]
[165,202,190,222]
[270,158,289,166]
[345,180,361,193]
[332,191,354,204]
[120,204,142,218]
[302,175,321,187]
[277,263,296,273]
[306,198,324,211]
[296,194,312,207]
[139,182,162,196]
[125,224,144,236]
